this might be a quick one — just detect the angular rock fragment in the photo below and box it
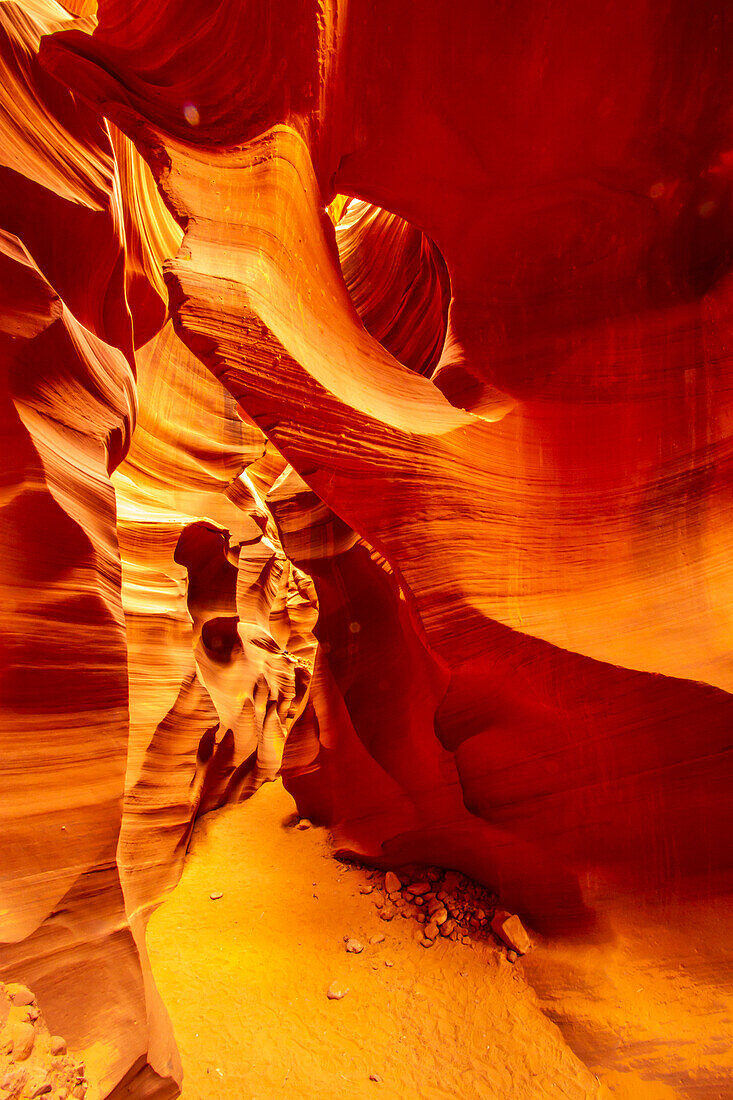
[491,911,532,955]
[384,872,401,894]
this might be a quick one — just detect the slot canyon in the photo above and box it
[1,1,732,1096]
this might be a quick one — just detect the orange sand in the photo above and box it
[147,781,600,1099]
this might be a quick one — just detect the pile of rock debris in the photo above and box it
[360,866,532,959]
[0,983,87,1100]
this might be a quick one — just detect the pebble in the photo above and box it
[297,819,312,830]
[379,906,395,922]
[369,934,385,945]
[345,938,364,954]
[11,1022,35,1061]
[419,936,434,948]
[9,1004,35,1026]
[433,907,448,925]
[384,960,393,967]
[359,884,374,895]
[490,911,532,955]
[50,1036,67,1056]
[327,982,348,1000]
[369,1073,382,1083]
[440,919,456,938]
[424,922,439,940]
[507,950,518,963]
[406,882,431,896]
[31,1084,53,1098]
[209,892,223,901]
[0,1068,28,1094]
[7,985,34,1008]
[384,871,401,893]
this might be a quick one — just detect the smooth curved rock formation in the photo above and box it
[0,0,731,1095]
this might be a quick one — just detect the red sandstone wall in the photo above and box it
[0,1,731,1095]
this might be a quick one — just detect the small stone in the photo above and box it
[345,938,364,954]
[50,1036,67,1057]
[327,982,348,1000]
[11,1022,35,1061]
[379,906,395,922]
[416,912,426,924]
[413,896,424,906]
[369,934,385,945]
[209,892,223,901]
[8,1004,34,1026]
[461,935,472,946]
[6,985,34,1008]
[384,960,393,967]
[490,911,532,955]
[359,884,374,895]
[406,882,431,896]
[424,922,439,940]
[31,1084,53,1098]
[0,1068,28,1095]
[297,819,312,830]
[419,935,434,948]
[384,872,401,893]
[507,950,518,963]
[439,919,456,938]
[387,891,401,902]
[369,1073,382,1083]
[433,907,448,925]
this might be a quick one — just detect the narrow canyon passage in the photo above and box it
[2,2,733,1097]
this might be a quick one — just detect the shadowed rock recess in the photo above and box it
[0,0,731,1096]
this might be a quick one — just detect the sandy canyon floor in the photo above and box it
[147,782,730,1100]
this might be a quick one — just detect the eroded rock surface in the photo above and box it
[0,1,731,1097]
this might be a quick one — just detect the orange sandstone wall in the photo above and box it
[0,0,731,1095]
